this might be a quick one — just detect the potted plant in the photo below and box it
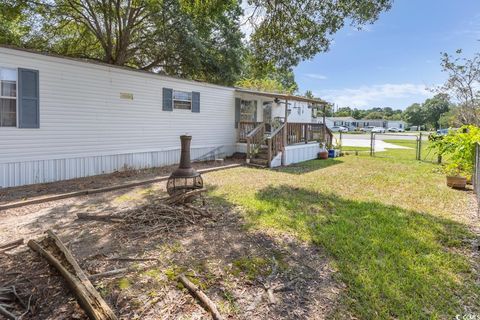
[326,142,335,158]
[428,125,480,189]
[444,164,467,189]
[318,143,329,159]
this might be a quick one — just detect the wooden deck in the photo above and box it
[238,121,333,168]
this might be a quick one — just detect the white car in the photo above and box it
[362,126,375,132]
[371,127,386,133]
[330,126,348,132]
[387,127,404,132]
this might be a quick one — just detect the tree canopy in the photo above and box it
[438,49,480,125]
[1,0,392,87]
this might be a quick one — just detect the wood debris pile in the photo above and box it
[0,285,31,320]
[76,189,215,234]
[120,201,213,234]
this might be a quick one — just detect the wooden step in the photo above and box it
[250,158,269,166]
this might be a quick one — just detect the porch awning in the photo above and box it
[234,88,329,106]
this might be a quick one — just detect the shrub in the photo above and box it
[428,125,480,176]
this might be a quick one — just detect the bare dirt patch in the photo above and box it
[0,159,242,206]
[0,179,341,319]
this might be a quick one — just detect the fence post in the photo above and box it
[370,132,374,156]
[418,132,422,161]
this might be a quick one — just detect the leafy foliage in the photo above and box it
[247,0,392,71]
[403,94,453,129]
[5,0,244,85]
[235,77,295,94]
[331,106,403,120]
[429,125,480,176]
[438,49,480,125]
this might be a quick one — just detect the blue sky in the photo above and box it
[293,0,480,110]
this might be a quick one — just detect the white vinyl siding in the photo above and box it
[0,47,236,187]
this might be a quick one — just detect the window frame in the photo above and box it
[240,99,257,122]
[0,66,18,128]
[173,90,192,110]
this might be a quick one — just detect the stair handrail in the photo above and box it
[246,123,266,162]
[266,123,286,167]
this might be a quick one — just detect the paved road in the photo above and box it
[341,138,412,151]
[333,132,428,140]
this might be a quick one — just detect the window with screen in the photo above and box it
[240,100,257,121]
[173,90,192,110]
[0,68,17,127]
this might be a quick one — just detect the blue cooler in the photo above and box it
[328,149,335,158]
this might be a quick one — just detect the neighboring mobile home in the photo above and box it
[0,46,331,188]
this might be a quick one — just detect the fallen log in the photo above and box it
[28,230,117,320]
[178,274,223,320]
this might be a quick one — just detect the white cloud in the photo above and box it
[315,83,432,108]
[304,73,328,80]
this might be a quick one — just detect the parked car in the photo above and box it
[330,126,348,132]
[371,127,386,133]
[387,127,404,132]
[436,128,449,136]
[363,126,375,132]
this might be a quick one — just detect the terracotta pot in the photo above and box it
[318,150,328,160]
[446,176,467,189]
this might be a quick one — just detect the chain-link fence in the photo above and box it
[336,131,443,163]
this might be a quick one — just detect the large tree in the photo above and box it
[403,103,425,127]
[422,93,451,129]
[246,0,392,71]
[8,0,244,85]
[438,49,480,125]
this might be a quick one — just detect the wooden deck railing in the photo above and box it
[240,121,333,167]
[286,122,332,146]
[239,121,262,142]
[246,123,265,161]
[267,123,285,167]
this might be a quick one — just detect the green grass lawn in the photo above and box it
[206,154,479,319]
[381,139,443,164]
[341,146,370,152]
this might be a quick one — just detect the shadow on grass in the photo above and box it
[243,185,479,319]
[273,158,343,175]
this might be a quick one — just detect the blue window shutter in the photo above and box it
[235,98,241,128]
[191,91,200,113]
[162,88,173,111]
[18,68,40,128]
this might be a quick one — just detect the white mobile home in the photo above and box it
[0,47,331,188]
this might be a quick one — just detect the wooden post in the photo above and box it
[370,132,374,156]
[246,136,251,163]
[267,137,272,168]
[282,99,288,166]
[418,132,423,161]
[322,104,327,145]
[304,124,309,144]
